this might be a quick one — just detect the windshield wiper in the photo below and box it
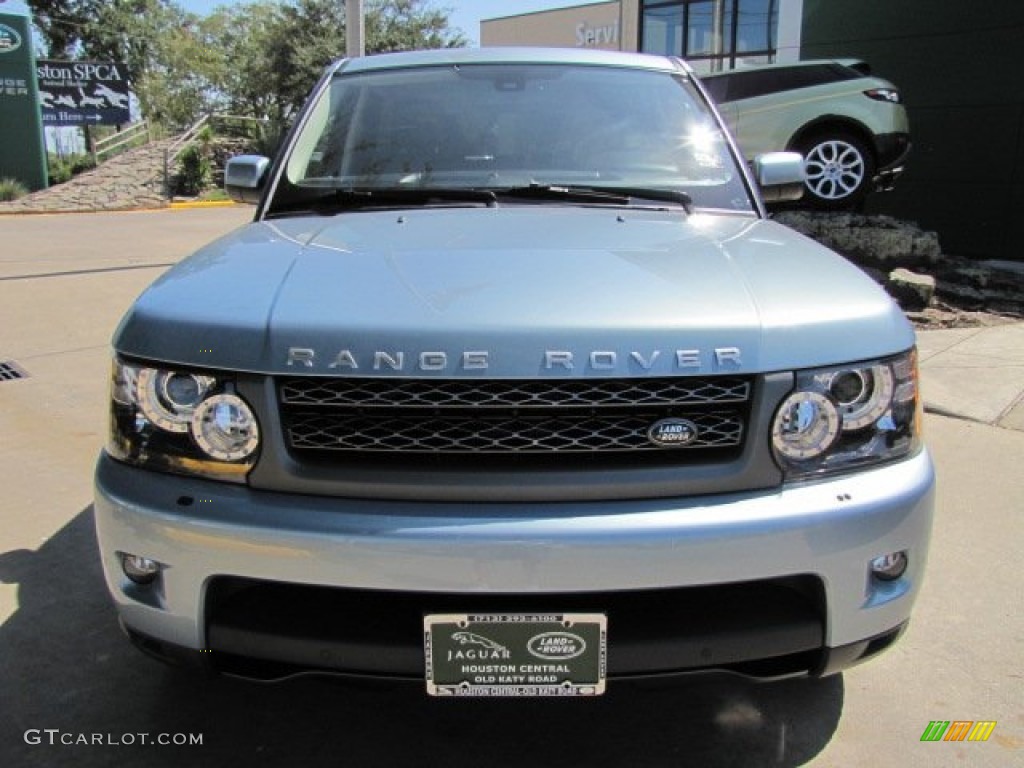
[493,184,692,213]
[268,187,498,217]
[590,186,694,214]
[494,184,631,206]
[268,183,693,217]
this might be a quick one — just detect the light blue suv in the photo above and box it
[95,47,933,696]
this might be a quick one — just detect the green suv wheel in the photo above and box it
[799,133,875,208]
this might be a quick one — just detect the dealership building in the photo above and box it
[483,1,1024,261]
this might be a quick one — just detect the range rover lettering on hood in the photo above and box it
[285,347,743,373]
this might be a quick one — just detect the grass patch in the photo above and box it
[198,187,230,202]
[0,178,29,201]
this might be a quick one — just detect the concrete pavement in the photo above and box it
[918,324,1024,431]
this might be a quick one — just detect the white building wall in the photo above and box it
[482,2,624,50]
[775,0,805,62]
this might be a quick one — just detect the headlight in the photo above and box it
[191,394,261,461]
[771,350,921,480]
[107,359,260,482]
[136,368,215,432]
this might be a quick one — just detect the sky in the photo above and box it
[176,1,588,46]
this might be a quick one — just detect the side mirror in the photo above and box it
[753,152,805,203]
[224,155,271,204]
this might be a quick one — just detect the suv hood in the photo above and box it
[115,207,913,376]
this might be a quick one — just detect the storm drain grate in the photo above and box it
[0,360,29,382]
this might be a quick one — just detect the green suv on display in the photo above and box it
[701,60,910,209]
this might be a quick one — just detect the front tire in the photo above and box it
[798,133,875,209]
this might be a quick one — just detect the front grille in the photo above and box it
[286,412,743,453]
[278,376,753,468]
[281,377,751,409]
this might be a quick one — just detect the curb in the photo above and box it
[169,200,240,210]
[0,201,241,216]
[0,204,169,216]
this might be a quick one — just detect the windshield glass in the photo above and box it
[271,63,753,213]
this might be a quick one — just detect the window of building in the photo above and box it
[641,0,779,73]
[642,3,684,55]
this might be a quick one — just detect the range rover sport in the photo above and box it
[94,47,934,696]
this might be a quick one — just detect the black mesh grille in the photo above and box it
[280,377,751,409]
[285,412,743,453]
[278,376,753,466]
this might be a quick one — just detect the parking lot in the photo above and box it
[1,208,1021,767]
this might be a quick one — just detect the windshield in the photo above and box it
[270,62,753,214]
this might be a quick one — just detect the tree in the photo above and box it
[366,0,466,53]
[268,0,346,122]
[31,0,467,132]
[29,1,104,57]
[133,12,231,127]
[206,2,290,127]
[210,0,467,130]
[83,1,231,127]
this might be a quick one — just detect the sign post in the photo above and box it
[0,0,47,191]
[346,0,364,58]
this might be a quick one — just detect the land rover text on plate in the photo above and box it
[94,48,934,696]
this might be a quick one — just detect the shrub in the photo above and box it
[248,121,285,158]
[0,177,29,201]
[70,155,96,175]
[177,144,211,196]
[48,159,73,186]
[47,153,96,186]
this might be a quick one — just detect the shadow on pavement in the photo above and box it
[1,507,844,767]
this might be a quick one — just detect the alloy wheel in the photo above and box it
[803,139,866,201]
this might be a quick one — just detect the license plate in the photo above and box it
[424,613,607,697]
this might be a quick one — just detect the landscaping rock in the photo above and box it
[774,210,1023,323]
[0,139,173,214]
[886,268,936,311]
[208,137,253,187]
[773,211,941,269]
[932,256,1024,314]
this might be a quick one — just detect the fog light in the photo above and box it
[870,551,908,581]
[122,554,160,585]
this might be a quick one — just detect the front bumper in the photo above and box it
[94,449,935,681]
[872,131,912,192]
